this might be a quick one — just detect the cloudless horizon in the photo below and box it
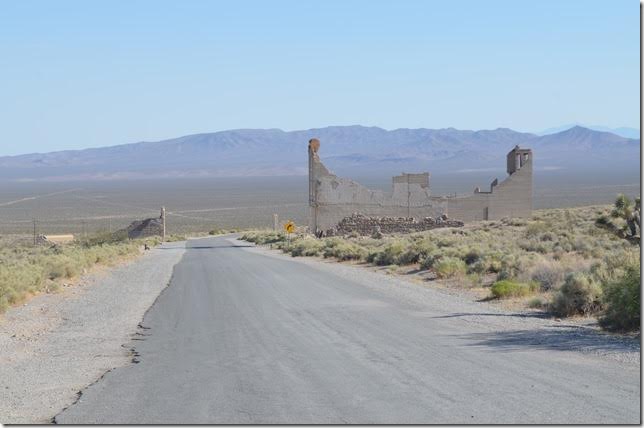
[1,0,639,156]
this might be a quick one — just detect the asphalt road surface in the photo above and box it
[56,236,640,424]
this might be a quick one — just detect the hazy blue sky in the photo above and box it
[0,0,639,155]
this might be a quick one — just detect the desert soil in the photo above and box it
[0,241,186,424]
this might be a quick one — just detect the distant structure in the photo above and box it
[117,207,167,240]
[308,140,532,234]
[123,218,164,239]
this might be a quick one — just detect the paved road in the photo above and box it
[56,236,640,424]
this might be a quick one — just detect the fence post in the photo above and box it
[161,206,166,242]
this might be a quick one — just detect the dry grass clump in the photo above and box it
[0,235,155,314]
[433,257,467,279]
[242,205,640,331]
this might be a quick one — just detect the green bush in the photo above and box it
[490,280,538,299]
[434,257,467,279]
[599,265,640,331]
[551,272,602,317]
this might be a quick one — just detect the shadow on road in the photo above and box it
[431,311,550,320]
[186,245,254,249]
[461,327,640,354]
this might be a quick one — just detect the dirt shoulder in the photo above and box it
[0,241,186,424]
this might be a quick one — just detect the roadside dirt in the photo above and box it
[0,242,186,424]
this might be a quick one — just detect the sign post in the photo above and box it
[284,220,295,247]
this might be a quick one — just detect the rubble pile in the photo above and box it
[123,218,163,239]
[327,213,464,236]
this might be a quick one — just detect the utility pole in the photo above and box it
[161,206,166,242]
[273,213,279,231]
[33,218,37,246]
[407,173,411,218]
[82,220,86,239]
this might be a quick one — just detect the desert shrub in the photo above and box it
[419,253,441,270]
[599,265,640,332]
[525,221,548,238]
[289,238,324,257]
[322,239,367,261]
[463,248,482,265]
[466,273,484,287]
[551,272,602,317]
[241,231,285,245]
[529,260,566,291]
[528,296,547,309]
[371,240,406,266]
[433,257,467,279]
[0,239,141,314]
[396,239,436,265]
[490,280,538,299]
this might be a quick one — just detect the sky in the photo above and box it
[0,0,639,155]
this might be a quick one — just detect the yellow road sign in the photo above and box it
[284,221,295,234]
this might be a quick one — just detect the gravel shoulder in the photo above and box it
[0,241,186,424]
[234,238,640,365]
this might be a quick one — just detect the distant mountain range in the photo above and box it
[538,124,640,139]
[0,125,639,181]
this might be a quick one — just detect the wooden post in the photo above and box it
[308,139,320,235]
[161,206,166,242]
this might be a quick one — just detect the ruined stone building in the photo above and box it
[308,139,532,233]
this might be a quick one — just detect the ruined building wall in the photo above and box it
[308,139,533,233]
[446,147,532,221]
[307,139,447,232]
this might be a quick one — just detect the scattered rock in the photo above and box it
[327,213,464,236]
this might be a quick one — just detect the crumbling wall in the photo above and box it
[308,139,447,232]
[308,140,533,233]
[446,146,533,221]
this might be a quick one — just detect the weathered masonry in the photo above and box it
[308,139,532,233]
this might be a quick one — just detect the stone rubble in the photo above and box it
[326,213,464,236]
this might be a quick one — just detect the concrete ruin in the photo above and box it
[308,139,532,234]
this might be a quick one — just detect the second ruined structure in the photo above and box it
[308,139,532,234]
